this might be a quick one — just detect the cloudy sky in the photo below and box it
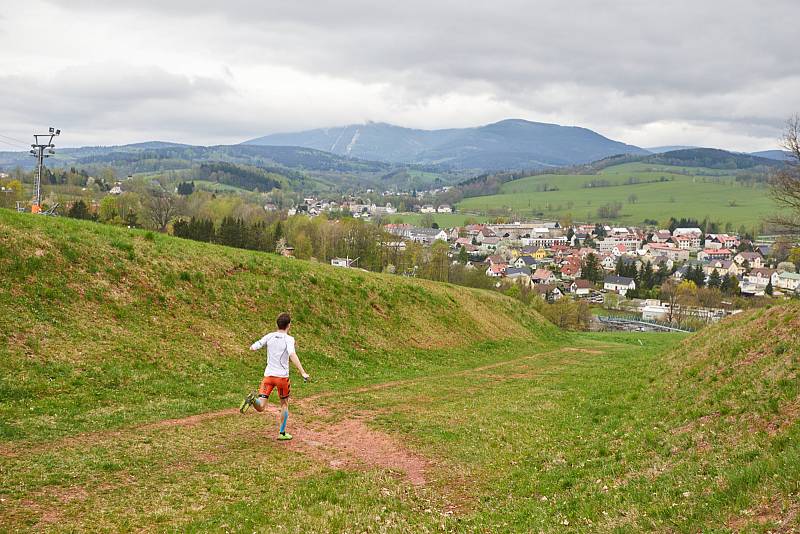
[1,0,798,151]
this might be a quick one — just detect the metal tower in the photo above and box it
[29,127,60,213]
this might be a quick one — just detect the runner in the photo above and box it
[240,312,310,441]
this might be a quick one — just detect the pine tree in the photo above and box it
[68,200,90,220]
[708,269,722,289]
[765,279,774,296]
[581,253,603,284]
[458,245,468,264]
[641,261,654,290]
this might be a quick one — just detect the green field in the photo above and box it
[2,210,799,532]
[459,163,777,228]
[388,211,490,227]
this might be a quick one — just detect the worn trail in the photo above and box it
[3,345,603,485]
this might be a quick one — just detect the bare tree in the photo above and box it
[145,191,180,232]
[769,114,800,231]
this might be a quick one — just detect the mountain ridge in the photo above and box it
[243,119,648,170]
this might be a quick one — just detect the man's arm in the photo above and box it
[250,334,269,351]
[289,352,309,380]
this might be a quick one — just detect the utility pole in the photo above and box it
[29,127,60,213]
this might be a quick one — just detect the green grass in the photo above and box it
[458,162,778,228]
[389,212,490,227]
[2,209,799,532]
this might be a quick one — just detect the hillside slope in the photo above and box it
[244,119,647,169]
[0,209,555,442]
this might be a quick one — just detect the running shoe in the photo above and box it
[239,391,257,413]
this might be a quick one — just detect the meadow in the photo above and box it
[1,210,799,532]
[458,163,777,229]
[388,211,490,227]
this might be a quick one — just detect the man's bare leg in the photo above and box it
[253,394,269,412]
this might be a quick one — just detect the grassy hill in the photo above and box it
[0,209,555,443]
[2,210,799,532]
[458,162,777,228]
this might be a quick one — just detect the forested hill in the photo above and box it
[244,119,648,169]
[642,147,784,169]
[0,143,394,173]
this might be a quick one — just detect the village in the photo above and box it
[318,211,800,328]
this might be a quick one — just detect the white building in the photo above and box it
[603,275,636,296]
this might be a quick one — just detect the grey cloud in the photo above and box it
[13,1,800,149]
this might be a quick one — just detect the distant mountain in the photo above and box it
[243,119,647,170]
[750,149,793,161]
[645,145,699,153]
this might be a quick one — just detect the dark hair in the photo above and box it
[276,312,291,330]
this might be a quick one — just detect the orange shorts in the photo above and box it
[259,376,291,399]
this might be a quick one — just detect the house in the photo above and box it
[650,230,673,243]
[533,284,563,302]
[734,251,764,269]
[475,227,497,243]
[703,259,741,277]
[598,235,641,253]
[487,254,507,267]
[647,243,690,262]
[697,248,733,262]
[436,204,452,213]
[745,268,778,288]
[532,247,549,260]
[479,236,501,252]
[108,185,123,195]
[569,279,594,296]
[406,227,448,244]
[281,246,295,258]
[776,271,800,292]
[532,268,557,285]
[604,275,636,296]
[559,261,581,279]
[505,266,532,285]
[514,256,538,269]
[707,233,740,250]
[485,265,505,277]
[330,257,355,268]
[600,254,617,271]
[673,227,703,238]
[671,234,701,251]
[419,205,436,213]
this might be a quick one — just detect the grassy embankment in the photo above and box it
[459,162,777,227]
[2,209,799,532]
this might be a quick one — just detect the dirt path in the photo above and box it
[2,345,605,485]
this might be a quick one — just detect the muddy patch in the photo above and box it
[288,417,429,486]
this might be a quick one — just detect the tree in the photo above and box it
[177,181,195,196]
[292,232,313,260]
[67,200,91,220]
[707,269,722,289]
[98,195,118,222]
[145,191,180,232]
[581,253,603,284]
[457,245,468,264]
[0,179,22,208]
[660,279,680,323]
[765,279,774,296]
[769,114,800,231]
[721,273,740,296]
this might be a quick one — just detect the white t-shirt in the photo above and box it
[250,331,296,378]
